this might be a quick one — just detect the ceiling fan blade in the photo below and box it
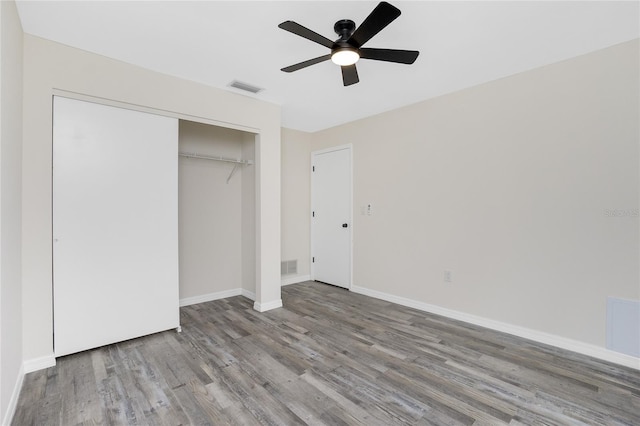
[360,48,419,64]
[341,64,359,86]
[281,54,332,73]
[278,21,335,49]
[348,2,401,47]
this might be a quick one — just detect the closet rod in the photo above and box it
[178,151,253,165]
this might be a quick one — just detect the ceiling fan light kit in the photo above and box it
[331,48,359,66]
[279,1,419,86]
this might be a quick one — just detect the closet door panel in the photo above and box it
[53,96,179,357]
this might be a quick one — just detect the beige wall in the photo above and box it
[22,34,281,362]
[178,121,255,300]
[281,128,312,282]
[309,40,639,350]
[0,0,23,422]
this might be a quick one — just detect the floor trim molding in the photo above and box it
[351,285,640,370]
[3,363,25,426]
[253,299,283,312]
[23,353,56,374]
[179,289,241,307]
[281,274,311,286]
[241,289,256,301]
[180,288,257,307]
[180,288,280,312]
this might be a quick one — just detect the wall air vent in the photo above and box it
[228,80,264,94]
[281,260,298,276]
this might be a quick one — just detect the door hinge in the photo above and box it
[312,257,315,263]
[312,211,315,217]
[312,166,315,172]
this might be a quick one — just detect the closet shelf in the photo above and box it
[178,151,253,184]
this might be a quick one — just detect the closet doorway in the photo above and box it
[178,121,256,304]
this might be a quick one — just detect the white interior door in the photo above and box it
[53,96,179,357]
[311,145,352,289]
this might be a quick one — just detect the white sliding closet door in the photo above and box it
[53,96,179,357]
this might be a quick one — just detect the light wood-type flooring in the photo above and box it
[12,282,640,425]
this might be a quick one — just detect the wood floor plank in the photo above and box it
[11,281,640,425]
[57,350,103,425]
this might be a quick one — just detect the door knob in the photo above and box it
[342,223,348,228]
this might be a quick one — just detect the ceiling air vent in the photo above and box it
[228,80,264,94]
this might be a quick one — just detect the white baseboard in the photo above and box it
[5,353,56,423]
[281,274,311,286]
[180,288,279,311]
[241,289,256,301]
[253,299,283,312]
[351,285,640,370]
[179,288,243,307]
[23,353,56,373]
[180,288,257,307]
[2,363,25,426]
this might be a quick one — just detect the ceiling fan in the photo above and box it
[278,1,420,86]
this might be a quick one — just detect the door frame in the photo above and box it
[310,144,353,289]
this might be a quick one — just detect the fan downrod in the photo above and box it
[334,19,356,40]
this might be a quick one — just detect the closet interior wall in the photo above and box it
[178,120,256,302]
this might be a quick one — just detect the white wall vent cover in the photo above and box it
[228,80,264,94]
[606,297,640,357]
[281,260,298,276]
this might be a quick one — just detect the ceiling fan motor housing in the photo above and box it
[334,19,357,41]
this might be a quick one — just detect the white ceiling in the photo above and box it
[16,1,639,132]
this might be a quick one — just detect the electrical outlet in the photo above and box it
[444,270,452,282]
